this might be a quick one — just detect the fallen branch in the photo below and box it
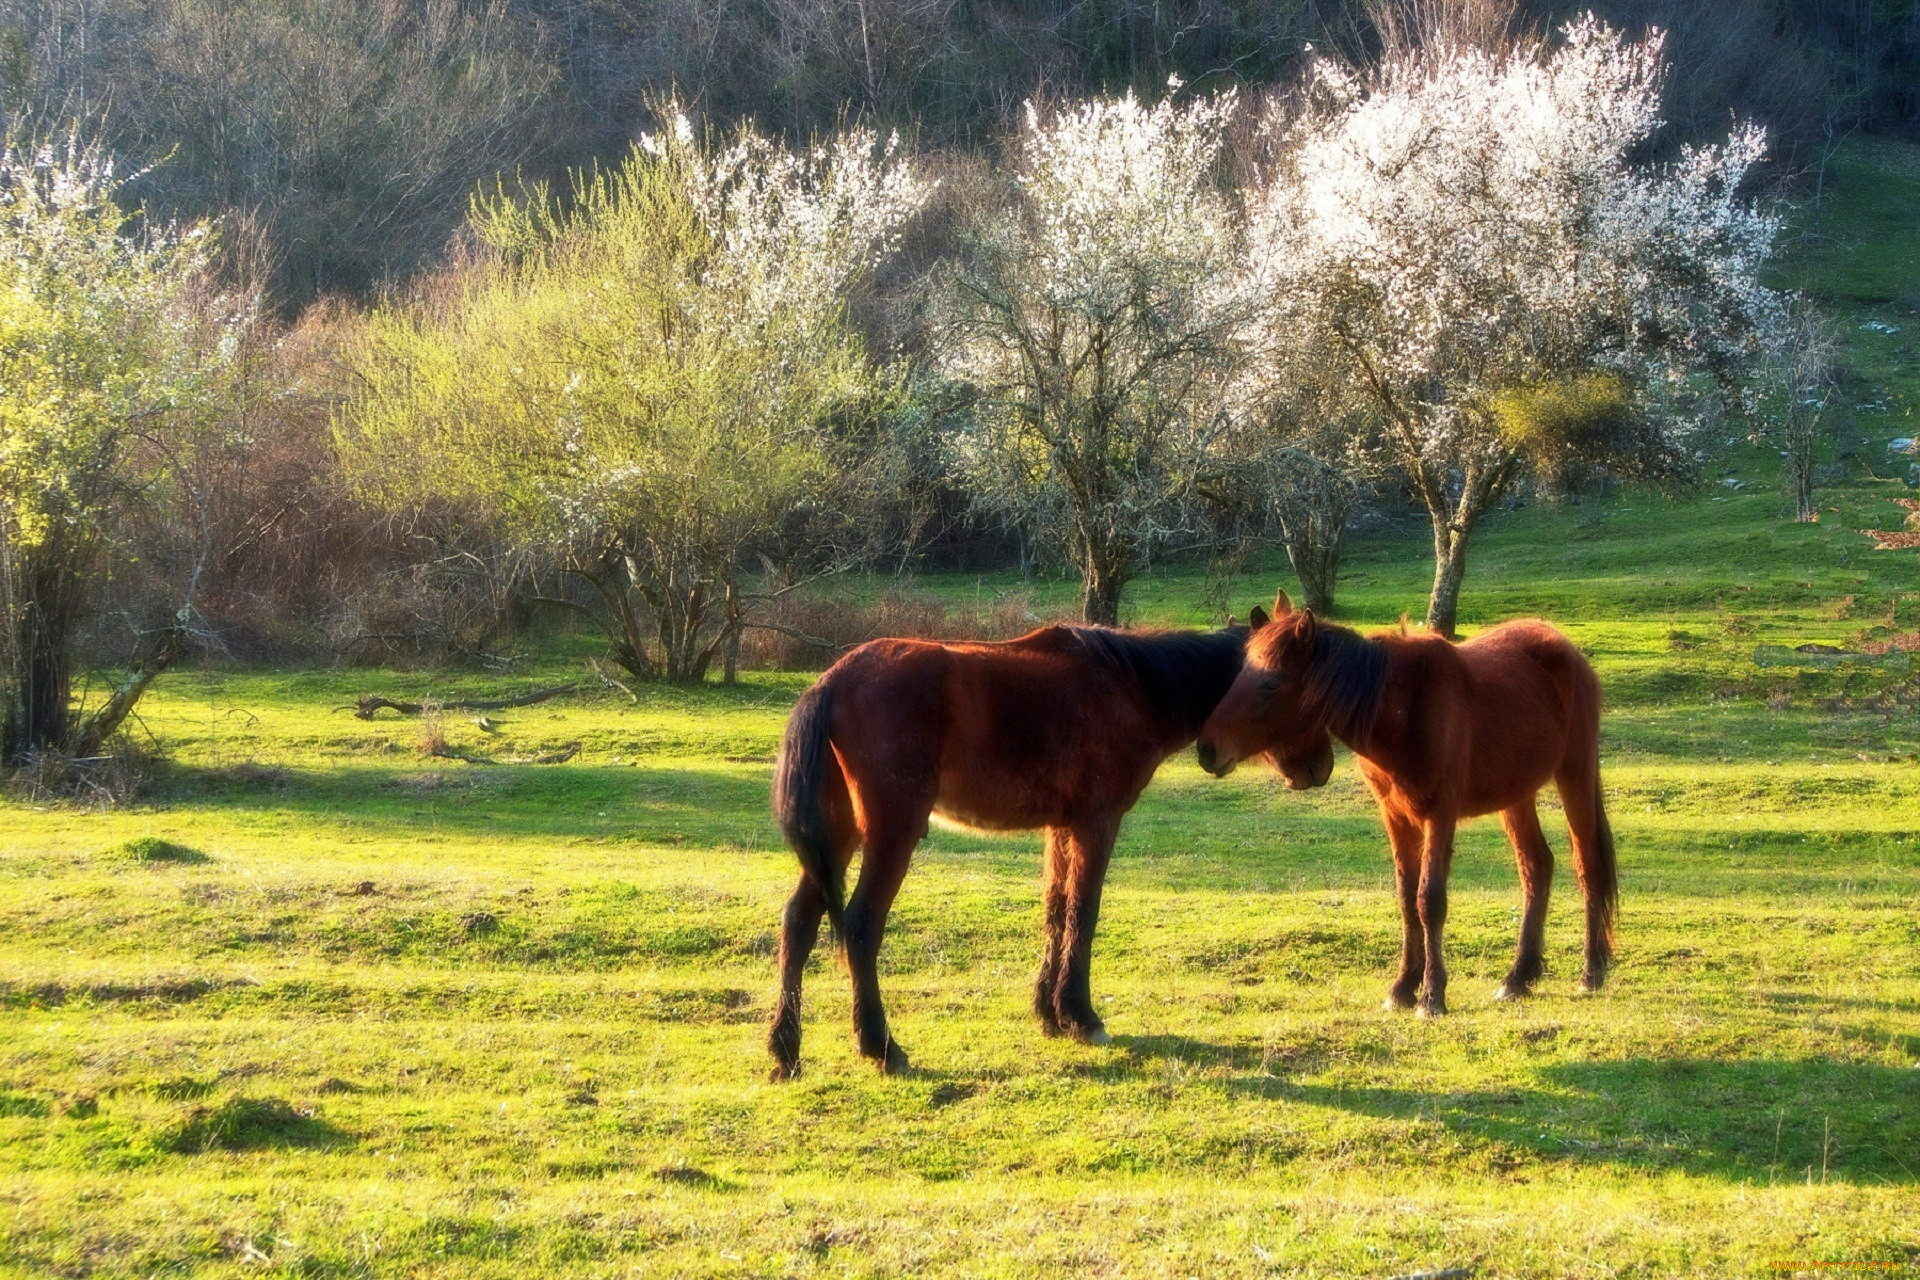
[425,744,497,765]
[587,657,637,703]
[352,683,580,720]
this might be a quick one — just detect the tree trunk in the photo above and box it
[651,560,725,685]
[4,606,74,763]
[1075,523,1133,626]
[1425,517,1471,640]
[1274,454,1354,616]
[1792,459,1816,522]
[1287,535,1340,616]
[74,621,184,756]
[574,559,655,681]
[1416,445,1516,640]
[1786,431,1817,523]
[3,550,84,764]
[1080,558,1126,626]
[2,541,179,765]
[720,580,742,686]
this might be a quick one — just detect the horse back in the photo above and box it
[818,627,1169,830]
[1405,620,1599,815]
[1457,620,1598,708]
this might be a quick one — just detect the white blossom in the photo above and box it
[941,88,1251,622]
[646,109,932,347]
[1241,17,1785,631]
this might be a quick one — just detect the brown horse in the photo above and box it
[1195,593,1616,1016]
[770,618,1251,1078]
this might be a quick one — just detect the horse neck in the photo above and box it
[1110,630,1245,745]
[1164,659,1244,743]
[1315,630,1395,757]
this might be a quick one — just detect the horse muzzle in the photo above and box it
[1196,739,1237,777]
[1283,752,1335,790]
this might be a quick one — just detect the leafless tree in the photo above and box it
[1770,301,1843,525]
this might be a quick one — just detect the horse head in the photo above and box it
[1195,589,1336,789]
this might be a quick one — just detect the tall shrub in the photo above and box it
[339,113,931,681]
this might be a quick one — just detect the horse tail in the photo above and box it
[1585,777,1619,953]
[773,679,846,936]
[1568,648,1618,964]
[1549,635,1619,983]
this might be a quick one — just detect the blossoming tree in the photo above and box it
[942,89,1249,626]
[339,112,930,682]
[1245,18,1785,635]
[0,136,253,764]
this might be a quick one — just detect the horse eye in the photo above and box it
[1259,674,1282,692]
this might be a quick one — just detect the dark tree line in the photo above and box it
[0,0,1912,308]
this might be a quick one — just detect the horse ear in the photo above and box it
[1273,589,1294,618]
[1297,608,1317,643]
[1247,605,1269,628]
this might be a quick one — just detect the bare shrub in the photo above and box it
[322,552,525,668]
[4,743,153,809]
[415,703,448,759]
[184,301,396,656]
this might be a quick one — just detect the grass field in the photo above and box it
[2,143,1918,1278]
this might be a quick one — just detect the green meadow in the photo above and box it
[2,143,1918,1278]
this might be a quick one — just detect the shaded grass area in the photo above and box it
[2,140,1919,1277]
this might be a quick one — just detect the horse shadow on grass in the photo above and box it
[1105,1034,1917,1183]
[1112,1033,1269,1070]
[1247,1057,1920,1184]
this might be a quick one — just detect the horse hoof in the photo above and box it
[1069,1024,1111,1047]
[880,1040,912,1075]
[1416,1002,1446,1019]
[1492,982,1528,1001]
[1383,993,1418,1012]
[1578,977,1604,995]
[768,1061,801,1083]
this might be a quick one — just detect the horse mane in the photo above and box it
[1301,622,1391,739]
[1065,625,1247,733]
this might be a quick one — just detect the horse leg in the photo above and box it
[768,874,827,1080]
[1556,764,1616,993]
[844,821,918,1074]
[1034,827,1071,1035]
[768,761,858,1082]
[1417,815,1457,1018]
[1495,800,1553,1000]
[1383,806,1425,1010]
[1052,814,1121,1045]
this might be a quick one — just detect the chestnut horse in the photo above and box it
[770,618,1251,1077]
[1196,594,1616,1016]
